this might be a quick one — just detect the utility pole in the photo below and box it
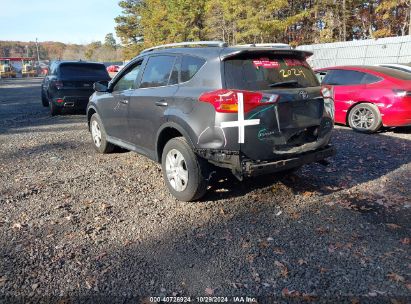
[342,0,347,41]
[409,5,411,35]
[35,38,40,62]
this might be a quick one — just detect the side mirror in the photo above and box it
[93,80,109,92]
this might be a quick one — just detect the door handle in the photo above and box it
[120,99,129,104]
[155,100,168,107]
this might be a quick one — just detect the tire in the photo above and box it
[49,101,60,116]
[90,113,115,154]
[161,137,208,201]
[348,103,382,133]
[41,89,49,107]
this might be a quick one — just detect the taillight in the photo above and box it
[199,89,278,113]
[393,89,411,97]
[321,85,334,100]
[56,98,64,103]
[321,85,335,120]
[54,80,63,89]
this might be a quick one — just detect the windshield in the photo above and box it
[224,55,319,90]
[59,63,109,78]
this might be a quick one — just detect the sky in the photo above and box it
[0,0,123,44]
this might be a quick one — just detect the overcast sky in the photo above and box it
[0,0,123,44]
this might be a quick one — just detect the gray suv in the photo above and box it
[87,41,335,201]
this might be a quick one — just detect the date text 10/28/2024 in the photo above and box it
[149,296,257,303]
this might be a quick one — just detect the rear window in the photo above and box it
[378,67,411,80]
[224,55,319,90]
[59,63,108,78]
[382,66,411,74]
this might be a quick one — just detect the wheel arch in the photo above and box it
[87,106,98,131]
[156,122,195,163]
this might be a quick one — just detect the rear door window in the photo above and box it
[139,55,177,88]
[361,73,381,84]
[224,55,319,90]
[59,63,109,78]
[180,56,206,82]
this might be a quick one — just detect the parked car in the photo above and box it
[107,65,120,73]
[41,61,111,116]
[376,63,411,74]
[87,41,336,201]
[315,66,411,133]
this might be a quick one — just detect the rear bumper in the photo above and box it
[242,145,336,177]
[381,100,411,127]
[382,111,411,127]
[52,96,89,109]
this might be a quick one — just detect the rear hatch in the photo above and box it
[223,52,326,161]
[59,63,110,94]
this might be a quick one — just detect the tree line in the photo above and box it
[115,0,411,59]
[0,33,122,62]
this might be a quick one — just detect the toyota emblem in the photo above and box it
[299,90,309,100]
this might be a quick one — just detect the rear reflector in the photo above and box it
[199,89,279,113]
[56,98,64,103]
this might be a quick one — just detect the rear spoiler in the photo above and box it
[220,48,313,60]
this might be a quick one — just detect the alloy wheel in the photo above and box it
[165,149,188,192]
[91,120,102,148]
[350,107,375,130]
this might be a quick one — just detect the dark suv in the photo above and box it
[87,42,335,201]
[41,61,111,116]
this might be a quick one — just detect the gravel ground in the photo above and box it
[0,78,410,303]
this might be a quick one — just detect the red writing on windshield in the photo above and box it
[253,58,280,69]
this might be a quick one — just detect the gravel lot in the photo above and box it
[0,78,410,303]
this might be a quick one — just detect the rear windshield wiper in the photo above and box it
[269,80,301,88]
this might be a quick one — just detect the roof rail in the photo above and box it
[233,43,291,49]
[141,41,228,54]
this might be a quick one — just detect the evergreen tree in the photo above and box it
[104,33,117,48]
[113,0,411,59]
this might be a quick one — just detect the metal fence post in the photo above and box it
[397,41,404,63]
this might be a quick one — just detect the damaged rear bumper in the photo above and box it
[196,145,336,179]
[242,145,336,177]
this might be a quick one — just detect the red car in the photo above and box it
[315,66,411,133]
[106,65,120,73]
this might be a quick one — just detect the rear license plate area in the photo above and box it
[278,100,322,125]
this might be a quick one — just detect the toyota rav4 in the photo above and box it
[87,41,335,201]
